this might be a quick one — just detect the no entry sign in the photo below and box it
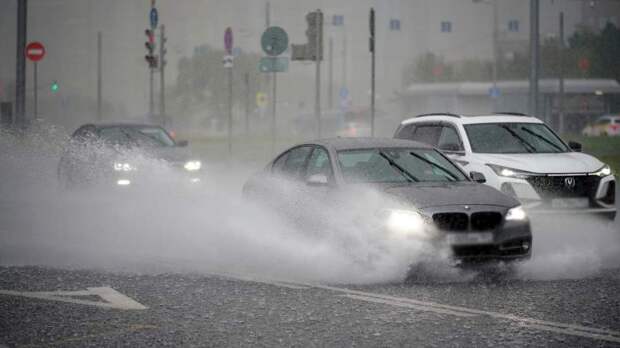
[26,42,46,62]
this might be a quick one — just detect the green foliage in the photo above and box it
[403,23,620,86]
[172,45,263,121]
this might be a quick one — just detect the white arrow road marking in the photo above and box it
[0,287,147,310]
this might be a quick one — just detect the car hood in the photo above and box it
[474,152,604,174]
[381,182,519,209]
[144,146,195,163]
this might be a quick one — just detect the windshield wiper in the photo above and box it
[499,125,536,153]
[378,151,419,182]
[519,127,563,152]
[408,152,458,181]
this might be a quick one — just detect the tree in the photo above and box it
[171,45,263,126]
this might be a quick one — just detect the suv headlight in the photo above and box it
[592,165,611,177]
[184,160,202,171]
[487,164,535,179]
[113,162,136,172]
[506,205,527,221]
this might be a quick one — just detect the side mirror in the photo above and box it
[176,140,189,147]
[568,141,582,152]
[306,173,329,186]
[470,171,486,183]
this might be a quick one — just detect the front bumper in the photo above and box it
[422,205,532,262]
[495,174,616,215]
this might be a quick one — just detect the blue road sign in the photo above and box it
[259,56,288,73]
[150,8,158,29]
[339,87,349,98]
[489,86,501,98]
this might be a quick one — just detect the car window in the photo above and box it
[596,119,611,125]
[394,124,415,139]
[437,126,463,151]
[305,147,333,180]
[275,146,313,179]
[410,125,442,146]
[465,123,569,153]
[72,125,97,142]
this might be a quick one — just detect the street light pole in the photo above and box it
[15,0,27,127]
[529,0,540,116]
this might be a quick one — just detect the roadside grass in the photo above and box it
[563,135,620,174]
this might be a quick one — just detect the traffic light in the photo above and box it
[144,29,158,69]
[50,80,59,93]
[305,10,323,61]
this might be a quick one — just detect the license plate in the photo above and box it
[446,232,493,246]
[551,198,589,209]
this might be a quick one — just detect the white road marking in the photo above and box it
[341,294,476,318]
[314,284,620,344]
[0,287,147,310]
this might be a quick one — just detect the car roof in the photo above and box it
[76,122,164,130]
[312,137,432,151]
[401,113,544,125]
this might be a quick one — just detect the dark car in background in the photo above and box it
[243,138,532,268]
[58,123,203,189]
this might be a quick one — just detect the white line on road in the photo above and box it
[0,287,147,310]
[314,284,620,344]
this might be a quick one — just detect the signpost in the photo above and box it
[260,26,289,153]
[26,41,46,118]
[224,27,234,156]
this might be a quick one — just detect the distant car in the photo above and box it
[58,123,202,189]
[394,113,616,219]
[243,138,532,265]
[582,115,620,137]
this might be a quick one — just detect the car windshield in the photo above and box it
[98,126,176,147]
[337,148,467,183]
[464,123,569,154]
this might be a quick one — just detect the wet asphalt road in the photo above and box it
[1,265,620,347]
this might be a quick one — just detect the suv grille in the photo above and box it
[525,175,600,199]
[433,212,504,232]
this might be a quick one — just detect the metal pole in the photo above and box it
[272,70,277,153]
[315,9,322,138]
[227,66,233,156]
[328,37,333,109]
[529,0,539,116]
[149,65,154,120]
[370,8,375,137]
[244,72,250,134]
[558,12,565,134]
[16,0,27,127]
[492,0,498,112]
[159,25,166,126]
[33,61,37,118]
[97,31,102,121]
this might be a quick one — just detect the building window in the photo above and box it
[390,19,401,31]
[440,21,452,33]
[332,14,344,26]
[508,19,519,32]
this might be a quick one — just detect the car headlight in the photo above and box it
[382,209,427,237]
[113,162,136,172]
[592,165,611,177]
[487,164,535,179]
[505,205,527,221]
[184,160,202,171]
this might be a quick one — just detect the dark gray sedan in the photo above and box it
[243,138,532,264]
[58,123,202,189]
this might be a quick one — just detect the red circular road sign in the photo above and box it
[26,42,46,62]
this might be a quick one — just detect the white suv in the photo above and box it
[395,113,616,218]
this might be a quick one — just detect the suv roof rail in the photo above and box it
[415,112,462,118]
[495,112,529,116]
